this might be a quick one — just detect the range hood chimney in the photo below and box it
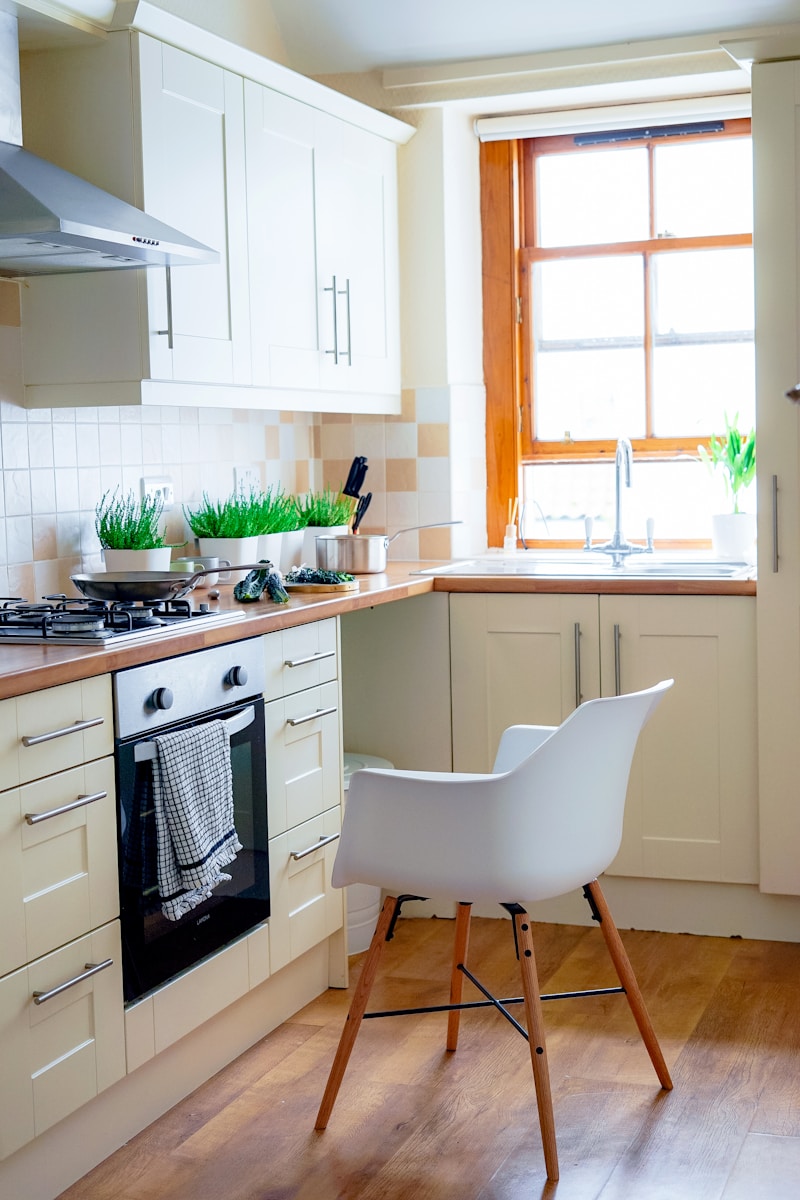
[0,12,218,277]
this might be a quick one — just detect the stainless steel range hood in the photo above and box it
[0,13,218,277]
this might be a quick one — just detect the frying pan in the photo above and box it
[71,565,264,603]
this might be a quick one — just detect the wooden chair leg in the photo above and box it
[585,879,673,1091]
[315,894,398,1130]
[446,902,472,1051]
[514,910,559,1182]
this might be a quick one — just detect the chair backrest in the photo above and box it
[334,680,673,905]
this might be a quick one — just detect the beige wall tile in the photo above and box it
[419,526,453,560]
[0,282,20,328]
[418,423,449,457]
[386,458,418,491]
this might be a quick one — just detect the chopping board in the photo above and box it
[284,580,359,593]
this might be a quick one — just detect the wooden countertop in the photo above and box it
[0,562,756,700]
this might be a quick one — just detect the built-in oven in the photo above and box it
[114,638,269,1003]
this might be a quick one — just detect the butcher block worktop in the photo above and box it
[0,562,756,700]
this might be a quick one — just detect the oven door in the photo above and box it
[116,696,268,1003]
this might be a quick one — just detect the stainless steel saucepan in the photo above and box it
[315,522,460,574]
[71,564,265,603]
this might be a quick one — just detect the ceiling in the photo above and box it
[268,0,800,75]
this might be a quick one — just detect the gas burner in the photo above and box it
[49,611,108,634]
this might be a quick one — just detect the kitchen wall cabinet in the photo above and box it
[0,677,125,1161]
[245,86,401,405]
[750,60,800,896]
[450,593,758,885]
[19,28,409,413]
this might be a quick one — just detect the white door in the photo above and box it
[600,595,758,883]
[137,36,250,385]
[450,593,601,772]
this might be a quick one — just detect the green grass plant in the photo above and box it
[95,488,166,549]
[251,486,302,533]
[295,487,355,528]
[184,490,267,539]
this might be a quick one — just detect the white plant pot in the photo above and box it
[103,547,171,572]
[257,532,283,567]
[301,524,351,567]
[280,529,304,572]
[197,536,260,583]
[711,513,757,561]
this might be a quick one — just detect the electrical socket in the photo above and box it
[141,476,175,509]
[234,465,261,494]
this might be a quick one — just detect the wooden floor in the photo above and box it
[58,915,800,1200]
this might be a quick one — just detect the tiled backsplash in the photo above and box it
[0,284,486,599]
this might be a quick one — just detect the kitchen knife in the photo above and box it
[342,456,369,497]
[352,491,372,532]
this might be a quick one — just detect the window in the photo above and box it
[481,119,754,548]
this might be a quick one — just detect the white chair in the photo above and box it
[315,680,675,1182]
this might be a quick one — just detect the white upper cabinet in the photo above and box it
[244,85,401,409]
[20,26,410,413]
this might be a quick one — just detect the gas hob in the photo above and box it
[0,596,245,646]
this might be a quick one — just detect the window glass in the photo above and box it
[537,147,649,246]
[654,138,753,237]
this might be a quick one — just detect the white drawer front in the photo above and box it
[263,619,338,700]
[266,679,342,837]
[268,805,343,973]
[0,920,125,1160]
[0,758,118,978]
[2,677,113,787]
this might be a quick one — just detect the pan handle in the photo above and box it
[386,521,462,545]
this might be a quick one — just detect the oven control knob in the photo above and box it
[226,665,249,688]
[150,686,174,711]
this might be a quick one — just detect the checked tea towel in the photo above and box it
[152,720,242,921]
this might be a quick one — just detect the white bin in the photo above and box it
[343,751,393,954]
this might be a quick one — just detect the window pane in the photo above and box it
[654,248,754,334]
[537,256,644,340]
[536,348,645,440]
[655,137,752,237]
[653,342,755,437]
[521,459,751,544]
[537,147,649,246]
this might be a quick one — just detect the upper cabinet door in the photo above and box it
[245,84,401,407]
[137,37,251,387]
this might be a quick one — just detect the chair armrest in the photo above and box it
[492,724,556,773]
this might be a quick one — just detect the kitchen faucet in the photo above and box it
[584,438,654,567]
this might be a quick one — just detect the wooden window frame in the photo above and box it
[481,119,752,548]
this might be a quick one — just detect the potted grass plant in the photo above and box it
[296,487,356,565]
[698,415,756,560]
[183,490,266,581]
[95,488,172,571]
[250,486,300,565]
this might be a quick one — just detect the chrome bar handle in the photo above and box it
[284,650,335,668]
[22,716,104,747]
[32,958,114,1006]
[338,277,352,365]
[290,832,340,861]
[156,265,174,349]
[324,275,339,363]
[287,705,337,727]
[573,622,582,709]
[25,790,107,826]
[772,473,779,573]
[613,624,622,696]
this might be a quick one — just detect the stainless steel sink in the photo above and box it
[417,555,755,580]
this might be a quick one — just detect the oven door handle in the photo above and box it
[133,705,256,762]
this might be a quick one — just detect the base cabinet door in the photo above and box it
[449,592,757,884]
[450,592,600,772]
[599,595,758,884]
[0,921,125,1161]
[268,807,343,973]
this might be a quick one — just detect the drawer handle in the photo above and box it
[22,716,105,747]
[291,832,340,861]
[25,790,107,825]
[287,705,337,727]
[32,958,114,1006]
[284,650,336,668]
